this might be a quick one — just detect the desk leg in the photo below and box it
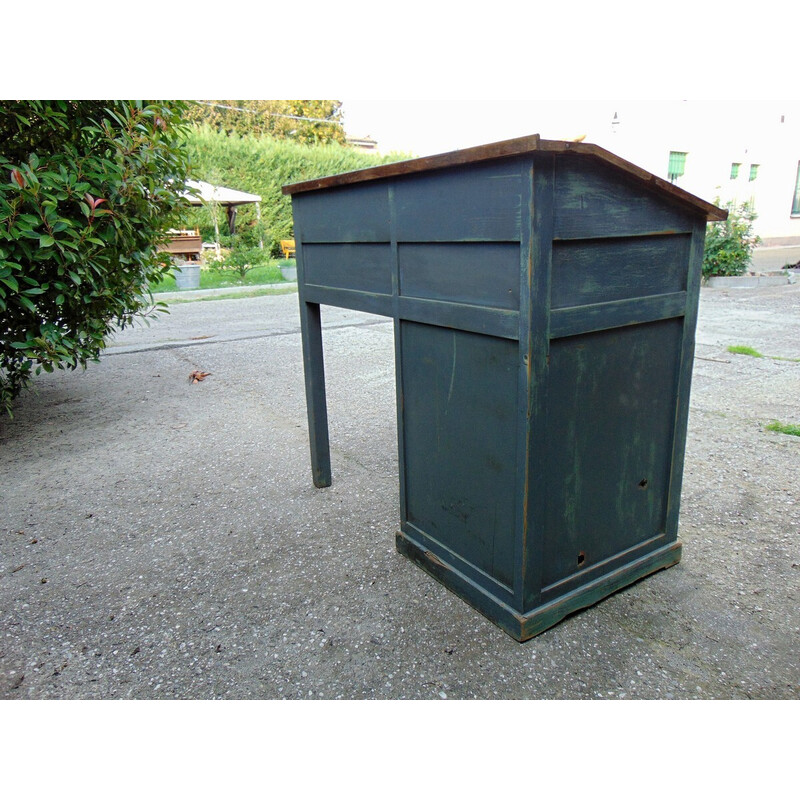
[299,301,332,487]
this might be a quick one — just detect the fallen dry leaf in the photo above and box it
[189,370,212,384]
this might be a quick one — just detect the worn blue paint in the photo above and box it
[285,140,722,640]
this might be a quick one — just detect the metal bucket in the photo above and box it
[173,261,201,290]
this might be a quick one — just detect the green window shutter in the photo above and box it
[730,163,740,179]
[749,164,759,181]
[792,162,800,215]
[667,151,687,182]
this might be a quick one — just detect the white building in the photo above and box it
[582,100,800,260]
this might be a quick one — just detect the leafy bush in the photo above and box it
[0,101,192,416]
[209,241,272,281]
[703,200,761,279]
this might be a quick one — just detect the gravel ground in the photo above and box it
[1,284,798,701]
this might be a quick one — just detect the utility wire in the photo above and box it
[196,101,343,126]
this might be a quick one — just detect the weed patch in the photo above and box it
[765,421,800,437]
[727,345,763,358]
[727,345,800,363]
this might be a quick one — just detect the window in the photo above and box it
[730,163,741,179]
[667,151,687,182]
[792,162,800,216]
[749,164,759,182]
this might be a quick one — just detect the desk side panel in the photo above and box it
[550,234,691,309]
[535,155,701,605]
[553,155,696,240]
[542,318,683,593]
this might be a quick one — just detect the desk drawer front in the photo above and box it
[301,243,393,295]
[398,242,520,310]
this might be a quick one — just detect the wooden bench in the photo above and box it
[160,228,203,257]
[280,239,296,259]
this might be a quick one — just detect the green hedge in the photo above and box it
[185,125,410,254]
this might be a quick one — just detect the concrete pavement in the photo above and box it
[1,285,798,699]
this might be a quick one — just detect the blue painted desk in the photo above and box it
[283,135,726,640]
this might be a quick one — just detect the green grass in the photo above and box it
[151,262,286,293]
[765,421,800,437]
[727,344,800,363]
[727,345,763,358]
[167,286,297,303]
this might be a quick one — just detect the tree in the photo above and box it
[184,100,347,145]
[0,101,192,416]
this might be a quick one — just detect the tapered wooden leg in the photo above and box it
[299,301,332,487]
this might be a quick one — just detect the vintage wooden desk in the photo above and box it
[283,135,726,641]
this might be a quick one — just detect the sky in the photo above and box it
[338,93,800,163]
[338,97,615,155]
[15,1,796,159]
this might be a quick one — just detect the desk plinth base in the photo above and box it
[396,531,682,642]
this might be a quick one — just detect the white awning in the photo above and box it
[183,180,261,206]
